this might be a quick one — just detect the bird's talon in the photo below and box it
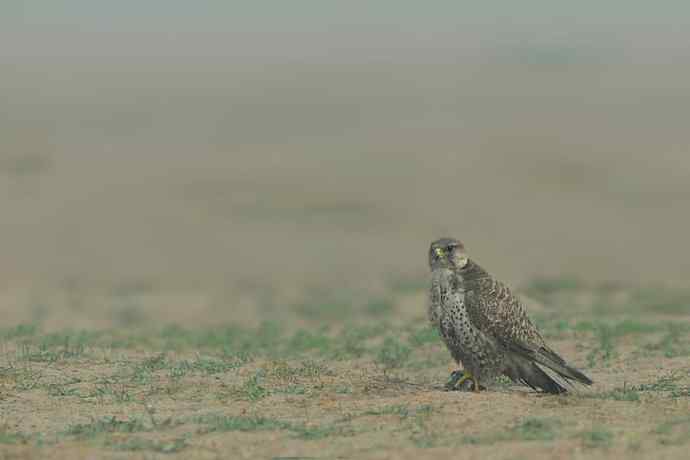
[445,370,479,392]
[445,369,464,388]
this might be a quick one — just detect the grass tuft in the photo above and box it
[512,417,559,441]
[234,372,269,401]
[106,437,187,453]
[581,427,614,448]
[376,337,411,370]
[66,416,149,439]
[364,298,394,316]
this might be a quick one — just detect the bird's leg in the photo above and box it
[445,369,479,392]
[445,369,465,390]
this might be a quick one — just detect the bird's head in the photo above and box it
[429,238,469,271]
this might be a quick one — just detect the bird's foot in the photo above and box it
[445,369,481,392]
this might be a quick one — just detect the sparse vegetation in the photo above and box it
[106,436,188,453]
[587,384,641,401]
[67,416,150,439]
[512,417,559,441]
[376,336,412,370]
[234,372,270,401]
[1,281,689,458]
[580,427,614,448]
[462,417,561,445]
[364,298,394,316]
[654,417,690,445]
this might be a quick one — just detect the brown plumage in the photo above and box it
[428,238,592,394]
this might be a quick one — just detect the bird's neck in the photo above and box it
[457,260,492,282]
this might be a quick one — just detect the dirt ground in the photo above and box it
[1,277,689,459]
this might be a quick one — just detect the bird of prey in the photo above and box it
[428,237,592,394]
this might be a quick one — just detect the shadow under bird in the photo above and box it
[428,237,593,394]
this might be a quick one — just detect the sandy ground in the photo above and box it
[1,279,689,459]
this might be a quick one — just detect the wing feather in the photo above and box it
[463,275,592,386]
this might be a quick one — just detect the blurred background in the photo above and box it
[2,2,690,328]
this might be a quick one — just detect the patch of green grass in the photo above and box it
[191,355,246,374]
[634,372,689,397]
[131,353,169,384]
[587,325,617,367]
[111,304,148,328]
[363,298,394,316]
[292,296,352,321]
[46,378,83,397]
[161,321,283,354]
[286,329,333,355]
[582,319,659,368]
[331,331,366,359]
[106,436,187,453]
[610,319,659,336]
[168,360,193,381]
[66,416,149,439]
[410,428,441,448]
[461,434,490,445]
[39,330,101,348]
[522,279,690,319]
[533,315,574,339]
[578,318,658,335]
[90,377,134,403]
[376,337,411,370]
[572,319,666,367]
[291,424,350,440]
[330,323,390,360]
[645,324,690,358]
[408,326,440,347]
[363,404,410,418]
[234,372,269,401]
[0,323,38,340]
[194,414,350,440]
[343,323,389,341]
[222,350,253,366]
[270,360,331,381]
[11,330,102,363]
[633,287,690,315]
[512,417,559,441]
[580,427,614,448]
[407,350,450,370]
[335,384,352,394]
[463,417,561,445]
[196,414,290,433]
[388,276,427,294]
[588,385,641,402]
[235,321,284,352]
[409,405,439,448]
[523,278,585,297]
[0,431,29,444]
[7,367,44,391]
[654,417,690,445]
[274,384,308,395]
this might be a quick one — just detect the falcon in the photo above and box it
[428,237,592,393]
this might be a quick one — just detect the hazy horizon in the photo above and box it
[2,3,690,294]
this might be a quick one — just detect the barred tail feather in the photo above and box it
[532,348,593,386]
[508,343,593,390]
[523,362,568,394]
